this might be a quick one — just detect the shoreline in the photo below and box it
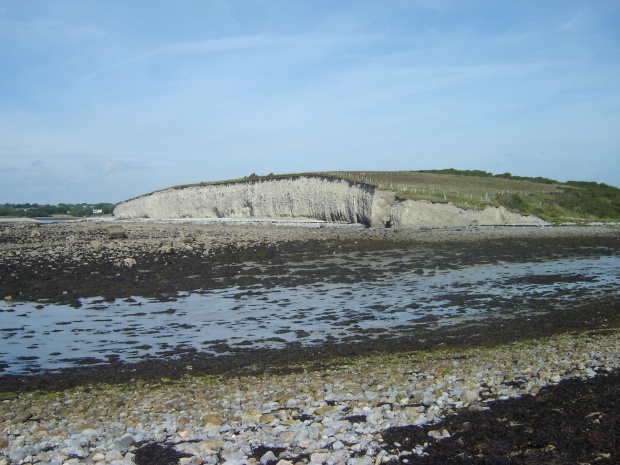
[1,329,618,464]
[1,221,618,306]
[1,293,618,394]
[1,221,619,463]
[1,221,618,389]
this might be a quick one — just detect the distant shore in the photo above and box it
[1,220,618,304]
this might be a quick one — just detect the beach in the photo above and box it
[0,220,619,464]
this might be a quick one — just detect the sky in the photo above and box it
[1,1,619,204]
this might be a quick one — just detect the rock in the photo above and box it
[91,240,103,252]
[199,438,225,452]
[259,413,277,423]
[310,452,332,463]
[314,405,332,415]
[117,435,136,452]
[107,226,126,239]
[347,458,373,465]
[460,389,480,404]
[260,450,277,464]
[14,410,33,422]
[9,446,36,463]
[201,414,223,426]
[159,245,174,254]
[428,429,450,439]
[0,437,8,449]
[123,257,137,268]
[105,449,124,462]
[91,452,105,461]
[538,370,552,380]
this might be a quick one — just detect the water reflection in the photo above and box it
[1,255,618,376]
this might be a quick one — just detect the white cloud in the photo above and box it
[0,18,107,41]
[101,159,148,176]
[79,33,374,82]
[102,161,118,175]
[57,174,83,185]
[560,12,588,31]
[161,36,275,55]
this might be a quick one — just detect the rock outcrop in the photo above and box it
[389,198,545,228]
[114,175,546,228]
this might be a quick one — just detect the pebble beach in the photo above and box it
[1,330,619,465]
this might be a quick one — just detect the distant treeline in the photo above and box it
[417,169,559,185]
[0,203,116,218]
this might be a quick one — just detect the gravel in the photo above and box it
[1,330,619,464]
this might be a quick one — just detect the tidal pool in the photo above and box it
[1,255,618,376]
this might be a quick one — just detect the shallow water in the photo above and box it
[1,254,618,376]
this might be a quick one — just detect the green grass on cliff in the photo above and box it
[147,169,620,224]
[320,170,620,223]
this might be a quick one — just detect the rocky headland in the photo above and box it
[113,175,545,228]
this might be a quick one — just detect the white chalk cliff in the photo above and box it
[114,175,545,228]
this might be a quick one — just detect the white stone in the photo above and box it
[105,449,124,462]
[123,257,137,268]
[310,452,333,463]
[460,389,480,403]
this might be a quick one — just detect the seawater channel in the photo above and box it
[1,251,618,377]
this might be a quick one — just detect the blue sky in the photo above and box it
[1,0,619,203]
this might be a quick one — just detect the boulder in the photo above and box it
[123,258,137,268]
[107,226,125,239]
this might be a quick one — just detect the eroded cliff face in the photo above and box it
[389,199,546,228]
[114,176,380,226]
[114,175,546,228]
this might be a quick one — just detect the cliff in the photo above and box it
[114,175,546,228]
